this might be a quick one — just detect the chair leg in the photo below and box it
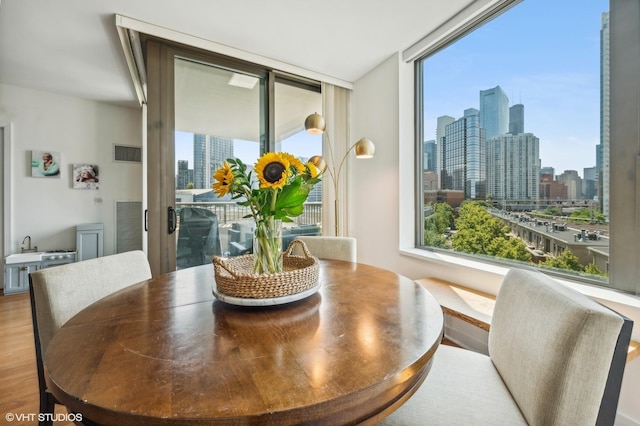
[38,391,56,426]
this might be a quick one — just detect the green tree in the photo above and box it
[452,202,531,262]
[584,263,604,276]
[186,182,195,189]
[424,203,453,249]
[542,250,583,272]
[424,227,448,248]
[543,206,562,216]
[569,207,606,224]
[432,203,454,233]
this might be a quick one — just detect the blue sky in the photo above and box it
[423,0,608,177]
[178,0,607,179]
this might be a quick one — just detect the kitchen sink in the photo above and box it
[4,252,45,264]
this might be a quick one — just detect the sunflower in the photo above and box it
[255,152,289,190]
[305,161,320,179]
[212,161,234,197]
[281,152,305,175]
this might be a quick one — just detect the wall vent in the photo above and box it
[115,201,143,253]
[113,144,142,163]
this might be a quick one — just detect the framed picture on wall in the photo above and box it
[73,164,100,189]
[31,150,61,178]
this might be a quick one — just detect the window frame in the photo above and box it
[413,0,640,295]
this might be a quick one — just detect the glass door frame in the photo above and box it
[144,36,320,275]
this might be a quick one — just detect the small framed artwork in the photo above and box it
[31,150,61,178]
[73,164,100,189]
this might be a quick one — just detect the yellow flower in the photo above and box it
[212,161,234,197]
[305,161,319,179]
[281,152,305,175]
[255,152,289,190]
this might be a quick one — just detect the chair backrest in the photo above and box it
[489,268,633,426]
[292,236,356,262]
[177,207,221,267]
[29,250,152,353]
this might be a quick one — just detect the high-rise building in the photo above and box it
[423,140,436,172]
[479,85,509,139]
[583,166,597,200]
[486,133,540,201]
[193,134,233,189]
[600,12,610,215]
[436,116,454,190]
[509,104,524,134]
[176,160,194,189]
[596,143,603,203]
[440,108,486,199]
[540,173,568,200]
[540,166,555,178]
[558,170,582,200]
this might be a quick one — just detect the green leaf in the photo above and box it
[275,179,309,209]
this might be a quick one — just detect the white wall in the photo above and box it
[350,52,640,426]
[0,83,142,262]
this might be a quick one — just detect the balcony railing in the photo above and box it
[175,201,322,226]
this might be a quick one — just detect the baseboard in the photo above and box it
[616,411,640,426]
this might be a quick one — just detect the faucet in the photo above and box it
[21,235,38,253]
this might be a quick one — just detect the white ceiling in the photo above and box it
[0,0,475,108]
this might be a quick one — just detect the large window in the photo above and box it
[416,0,639,294]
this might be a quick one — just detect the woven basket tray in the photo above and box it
[213,239,319,299]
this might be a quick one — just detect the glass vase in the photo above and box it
[253,219,283,274]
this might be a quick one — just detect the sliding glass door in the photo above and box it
[145,38,322,275]
[174,58,265,269]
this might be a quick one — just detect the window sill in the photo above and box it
[400,247,640,341]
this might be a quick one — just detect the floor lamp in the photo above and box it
[304,112,375,236]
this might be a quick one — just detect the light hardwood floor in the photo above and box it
[0,291,73,425]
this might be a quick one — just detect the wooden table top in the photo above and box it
[44,260,444,425]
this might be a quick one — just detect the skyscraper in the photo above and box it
[479,85,509,139]
[600,12,610,216]
[436,115,454,190]
[440,108,486,199]
[596,143,603,203]
[176,160,194,189]
[558,170,582,200]
[583,166,597,200]
[486,133,540,201]
[423,140,436,172]
[509,104,525,134]
[193,134,234,189]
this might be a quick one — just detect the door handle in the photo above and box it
[144,209,148,232]
[168,207,177,234]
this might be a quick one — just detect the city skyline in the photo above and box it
[175,129,321,175]
[423,0,607,177]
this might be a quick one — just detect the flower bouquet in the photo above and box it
[213,152,322,274]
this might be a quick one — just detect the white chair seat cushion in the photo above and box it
[379,344,527,426]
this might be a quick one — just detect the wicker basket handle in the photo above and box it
[213,256,240,278]
[285,238,313,259]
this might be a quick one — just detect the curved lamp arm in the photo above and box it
[305,113,375,236]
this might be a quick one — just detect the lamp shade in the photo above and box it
[354,138,375,158]
[304,113,326,134]
[309,155,328,173]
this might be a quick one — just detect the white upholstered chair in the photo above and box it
[293,236,357,262]
[29,250,152,426]
[380,268,633,426]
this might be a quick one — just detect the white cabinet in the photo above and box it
[3,262,39,294]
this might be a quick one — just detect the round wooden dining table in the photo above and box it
[44,260,444,425]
